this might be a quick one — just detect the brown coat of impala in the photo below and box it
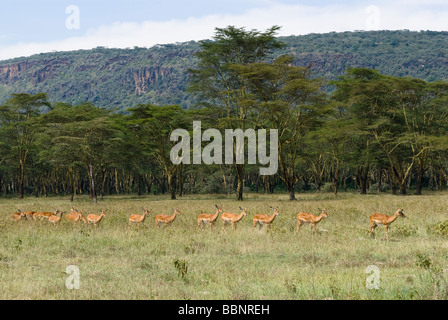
[87,210,107,230]
[252,206,279,231]
[48,210,65,226]
[221,207,247,231]
[155,209,181,228]
[297,208,328,234]
[369,208,407,241]
[65,208,87,225]
[33,210,58,221]
[24,211,36,221]
[129,208,152,228]
[10,210,24,221]
[196,205,223,231]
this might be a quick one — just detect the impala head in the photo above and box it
[215,204,223,213]
[142,208,152,215]
[78,210,87,223]
[174,208,181,215]
[100,210,107,217]
[239,207,247,216]
[270,206,280,215]
[397,208,406,218]
[318,208,328,218]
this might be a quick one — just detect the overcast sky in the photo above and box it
[1,0,448,60]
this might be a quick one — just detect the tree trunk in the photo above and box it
[88,164,97,204]
[18,160,25,199]
[333,160,339,195]
[235,164,244,201]
[68,167,74,202]
[167,173,176,200]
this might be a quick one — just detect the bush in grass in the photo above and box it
[426,220,448,237]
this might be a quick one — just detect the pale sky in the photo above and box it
[1,0,448,60]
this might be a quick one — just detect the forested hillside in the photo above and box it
[1,30,448,111]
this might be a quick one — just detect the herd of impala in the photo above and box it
[9,204,407,240]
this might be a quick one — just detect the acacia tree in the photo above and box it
[0,93,51,198]
[188,25,285,201]
[232,55,327,200]
[126,104,190,200]
[38,102,118,203]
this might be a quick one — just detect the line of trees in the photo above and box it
[1,26,448,202]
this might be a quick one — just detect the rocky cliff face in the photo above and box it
[1,31,448,110]
[0,44,199,110]
[132,66,172,95]
[0,62,29,82]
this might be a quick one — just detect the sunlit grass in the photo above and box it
[1,192,448,299]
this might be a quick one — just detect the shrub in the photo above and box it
[426,220,448,237]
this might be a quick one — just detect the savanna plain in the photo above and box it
[1,192,448,300]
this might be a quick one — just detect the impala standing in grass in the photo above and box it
[252,206,279,232]
[10,210,24,221]
[221,207,247,231]
[369,208,407,241]
[155,208,181,228]
[87,210,107,230]
[48,210,65,226]
[129,208,152,228]
[196,205,223,231]
[297,208,328,234]
[65,208,87,225]
[33,209,59,221]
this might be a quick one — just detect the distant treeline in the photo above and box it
[1,26,448,201]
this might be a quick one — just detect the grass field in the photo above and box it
[1,192,448,300]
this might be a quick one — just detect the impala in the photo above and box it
[369,208,407,241]
[252,206,279,232]
[155,208,181,228]
[221,207,247,231]
[129,208,152,228]
[33,210,58,221]
[87,210,107,230]
[10,210,24,221]
[65,208,87,225]
[196,205,223,231]
[22,211,36,221]
[48,210,65,226]
[297,208,328,234]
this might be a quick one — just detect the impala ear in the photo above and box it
[318,208,322,212]
[239,206,243,211]
[215,204,219,209]
[270,206,274,210]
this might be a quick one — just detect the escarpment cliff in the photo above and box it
[1,31,448,111]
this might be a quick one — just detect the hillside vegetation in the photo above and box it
[1,30,448,111]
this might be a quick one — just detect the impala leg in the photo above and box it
[252,221,256,231]
[384,225,389,241]
[312,224,318,234]
[371,224,377,240]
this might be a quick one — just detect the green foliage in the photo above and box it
[426,220,448,237]
[172,258,188,279]
[2,30,448,111]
